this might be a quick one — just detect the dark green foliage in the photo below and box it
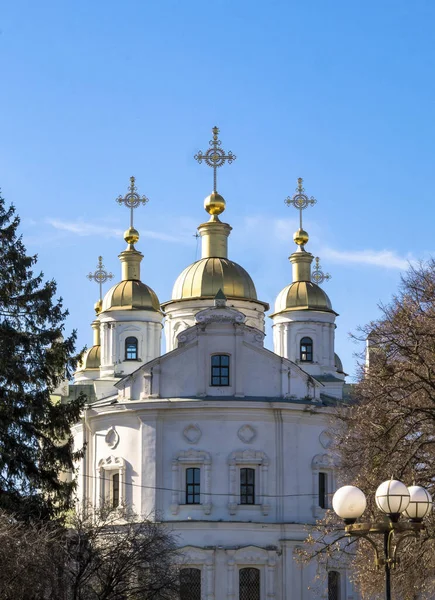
[0,192,85,520]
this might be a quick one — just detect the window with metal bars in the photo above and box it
[239,568,260,600]
[125,336,138,360]
[240,468,255,504]
[211,354,230,386]
[300,337,313,362]
[112,472,120,508]
[186,467,200,504]
[328,571,341,600]
[318,472,328,509]
[180,568,201,600]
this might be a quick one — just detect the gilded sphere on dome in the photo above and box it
[204,192,226,216]
[293,228,309,246]
[124,227,140,245]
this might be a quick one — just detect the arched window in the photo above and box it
[240,467,255,504]
[186,467,201,504]
[239,568,260,600]
[125,337,138,360]
[211,354,230,386]
[180,568,201,600]
[300,337,313,362]
[112,472,120,508]
[328,570,341,600]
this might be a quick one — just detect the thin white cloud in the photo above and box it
[321,247,413,270]
[46,218,182,243]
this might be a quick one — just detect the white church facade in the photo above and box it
[61,129,357,600]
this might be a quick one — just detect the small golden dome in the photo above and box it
[169,257,262,303]
[102,280,161,312]
[293,228,309,246]
[335,352,344,373]
[204,192,226,216]
[273,281,335,315]
[124,227,140,245]
[77,345,101,371]
[94,299,102,315]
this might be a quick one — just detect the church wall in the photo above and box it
[82,401,332,521]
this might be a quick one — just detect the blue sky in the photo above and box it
[1,0,434,380]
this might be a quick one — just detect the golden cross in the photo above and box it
[284,178,317,230]
[116,176,149,229]
[87,256,114,300]
[194,126,236,193]
[312,257,331,285]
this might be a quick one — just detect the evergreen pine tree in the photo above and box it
[0,192,85,520]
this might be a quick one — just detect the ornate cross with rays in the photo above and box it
[284,177,317,230]
[311,257,331,285]
[87,256,114,301]
[194,126,236,193]
[116,176,149,228]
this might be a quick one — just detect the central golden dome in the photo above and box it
[273,281,336,315]
[171,257,258,301]
[102,280,161,312]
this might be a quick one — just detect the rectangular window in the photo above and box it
[180,568,201,600]
[319,472,328,509]
[240,467,255,504]
[112,472,120,508]
[186,467,201,504]
[211,354,230,386]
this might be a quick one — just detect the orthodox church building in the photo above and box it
[61,128,356,600]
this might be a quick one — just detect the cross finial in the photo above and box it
[116,176,149,229]
[284,177,317,230]
[311,257,331,285]
[87,256,114,304]
[194,126,236,193]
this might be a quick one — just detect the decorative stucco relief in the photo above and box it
[105,426,120,449]
[237,424,257,444]
[183,424,202,444]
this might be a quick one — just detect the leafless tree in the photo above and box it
[0,506,181,600]
[302,261,435,598]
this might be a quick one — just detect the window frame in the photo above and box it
[239,567,261,600]
[300,336,313,362]
[171,450,212,516]
[98,455,126,509]
[318,471,328,509]
[125,336,138,361]
[112,472,120,508]
[180,567,202,600]
[312,454,335,518]
[210,354,230,387]
[240,467,256,505]
[328,570,341,600]
[185,467,201,505]
[227,450,270,516]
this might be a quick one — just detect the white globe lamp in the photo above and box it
[375,479,410,522]
[332,485,367,524]
[402,486,432,522]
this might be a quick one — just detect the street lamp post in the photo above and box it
[332,481,432,600]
